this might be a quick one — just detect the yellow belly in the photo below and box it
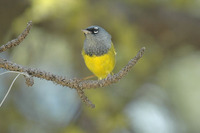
[82,44,116,79]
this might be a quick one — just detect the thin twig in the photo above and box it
[77,88,95,108]
[0,73,20,107]
[0,21,32,53]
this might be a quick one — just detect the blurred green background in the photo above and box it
[0,0,200,133]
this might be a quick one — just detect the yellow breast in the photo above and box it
[82,44,116,79]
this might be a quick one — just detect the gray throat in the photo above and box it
[84,35,111,56]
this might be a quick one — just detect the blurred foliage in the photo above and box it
[0,0,200,133]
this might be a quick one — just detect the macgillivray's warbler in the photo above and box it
[82,26,116,80]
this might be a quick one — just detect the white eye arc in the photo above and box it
[94,30,98,34]
[94,27,98,30]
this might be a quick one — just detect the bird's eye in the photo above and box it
[93,30,98,34]
[86,27,99,34]
[93,27,99,34]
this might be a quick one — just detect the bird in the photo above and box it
[82,26,116,80]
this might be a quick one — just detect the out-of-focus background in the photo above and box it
[0,0,200,133]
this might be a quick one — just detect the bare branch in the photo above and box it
[0,21,145,108]
[0,21,32,53]
[77,88,95,108]
[0,47,145,89]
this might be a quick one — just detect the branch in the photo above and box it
[0,21,145,108]
[0,21,32,53]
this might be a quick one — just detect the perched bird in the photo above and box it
[82,26,116,80]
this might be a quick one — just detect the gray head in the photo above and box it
[82,26,112,56]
